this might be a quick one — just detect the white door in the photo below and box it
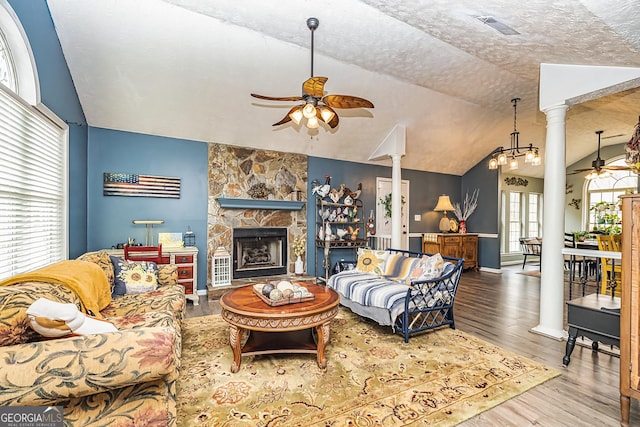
[376,177,410,250]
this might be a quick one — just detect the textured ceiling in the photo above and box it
[45,0,640,178]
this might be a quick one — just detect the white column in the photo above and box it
[531,103,569,340]
[391,154,403,249]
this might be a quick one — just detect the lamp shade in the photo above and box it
[434,195,455,212]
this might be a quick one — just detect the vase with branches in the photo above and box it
[453,189,479,233]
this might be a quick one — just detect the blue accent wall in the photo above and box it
[462,156,500,269]
[87,127,209,290]
[307,157,462,276]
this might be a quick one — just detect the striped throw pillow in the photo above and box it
[384,254,421,282]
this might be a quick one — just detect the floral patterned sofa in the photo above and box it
[0,251,186,426]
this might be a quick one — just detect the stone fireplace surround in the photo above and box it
[207,143,307,287]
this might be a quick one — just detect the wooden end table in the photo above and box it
[219,282,339,373]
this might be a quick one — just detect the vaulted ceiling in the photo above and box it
[46,0,640,178]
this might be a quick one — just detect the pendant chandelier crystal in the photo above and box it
[488,98,541,170]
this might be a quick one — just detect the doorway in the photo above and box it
[375,177,410,250]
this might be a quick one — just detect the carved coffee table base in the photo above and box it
[220,284,340,373]
[227,320,333,373]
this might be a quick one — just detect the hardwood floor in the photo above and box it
[185,264,637,426]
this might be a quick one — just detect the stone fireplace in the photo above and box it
[207,143,308,287]
[232,227,287,278]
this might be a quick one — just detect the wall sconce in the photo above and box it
[132,219,164,245]
[434,195,455,233]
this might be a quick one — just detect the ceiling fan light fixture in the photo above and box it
[289,107,303,125]
[302,103,316,119]
[306,115,319,129]
[319,106,335,123]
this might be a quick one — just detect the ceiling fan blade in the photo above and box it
[251,93,304,102]
[604,165,633,170]
[302,77,328,98]
[272,105,303,126]
[323,94,374,109]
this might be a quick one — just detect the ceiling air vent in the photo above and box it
[476,16,520,35]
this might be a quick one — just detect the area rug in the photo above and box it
[176,310,559,426]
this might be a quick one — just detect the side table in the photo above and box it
[563,293,620,366]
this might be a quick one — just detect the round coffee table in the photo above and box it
[219,282,339,373]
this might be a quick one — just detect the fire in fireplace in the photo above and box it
[232,227,287,278]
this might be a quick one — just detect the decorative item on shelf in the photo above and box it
[625,115,640,173]
[366,210,376,236]
[184,226,196,247]
[434,195,456,233]
[132,219,164,245]
[212,246,231,288]
[488,97,541,170]
[311,175,331,198]
[453,189,479,234]
[247,182,272,199]
[292,236,306,275]
[328,184,345,203]
[336,228,348,240]
[348,226,360,241]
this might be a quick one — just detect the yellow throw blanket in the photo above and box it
[0,260,112,318]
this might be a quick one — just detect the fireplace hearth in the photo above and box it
[232,227,287,278]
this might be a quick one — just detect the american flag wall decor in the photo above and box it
[103,173,181,198]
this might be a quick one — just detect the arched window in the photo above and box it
[585,158,637,233]
[0,27,16,91]
[0,2,67,279]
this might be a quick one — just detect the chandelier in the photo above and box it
[488,98,541,170]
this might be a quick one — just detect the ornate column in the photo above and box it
[531,103,569,340]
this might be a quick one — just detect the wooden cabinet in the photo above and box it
[620,194,640,426]
[106,246,199,305]
[422,233,478,270]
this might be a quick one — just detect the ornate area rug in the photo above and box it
[176,310,558,426]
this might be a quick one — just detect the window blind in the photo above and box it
[0,85,67,280]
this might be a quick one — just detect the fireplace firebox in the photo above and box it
[232,227,287,278]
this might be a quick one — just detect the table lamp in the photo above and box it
[434,195,455,232]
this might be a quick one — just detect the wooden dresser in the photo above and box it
[105,246,199,305]
[422,233,478,270]
[620,194,640,426]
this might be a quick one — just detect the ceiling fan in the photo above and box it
[250,17,374,130]
[568,130,632,178]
